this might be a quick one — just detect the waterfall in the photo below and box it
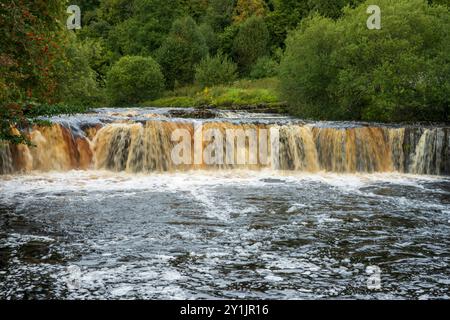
[312,127,394,173]
[410,128,448,175]
[0,119,448,175]
[0,143,14,174]
[279,125,320,172]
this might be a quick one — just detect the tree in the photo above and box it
[105,0,185,57]
[180,0,209,22]
[266,0,364,49]
[199,23,220,55]
[156,16,208,88]
[232,16,270,74]
[106,56,165,105]
[195,53,238,87]
[307,0,365,19]
[205,0,236,32]
[233,0,267,24]
[54,35,104,106]
[250,56,279,79]
[279,0,450,122]
[98,0,134,25]
[0,0,82,144]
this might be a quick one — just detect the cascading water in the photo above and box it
[1,108,450,299]
[0,109,448,175]
[0,142,13,174]
[410,128,448,175]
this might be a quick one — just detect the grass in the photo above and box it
[143,77,287,113]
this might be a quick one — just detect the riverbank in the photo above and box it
[142,78,288,114]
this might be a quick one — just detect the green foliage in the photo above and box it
[147,96,197,108]
[211,87,278,107]
[232,16,270,74]
[107,0,184,56]
[0,0,92,144]
[279,0,450,122]
[233,0,267,24]
[266,0,364,48]
[98,0,134,25]
[218,24,240,56]
[54,34,104,106]
[2,0,448,144]
[195,53,238,87]
[179,0,209,22]
[106,56,165,105]
[428,0,450,6]
[308,0,365,19]
[199,23,220,55]
[156,16,208,89]
[204,0,236,32]
[250,56,279,79]
[145,77,281,109]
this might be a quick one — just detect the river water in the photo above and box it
[0,170,449,299]
[0,109,449,299]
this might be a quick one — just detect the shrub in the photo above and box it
[279,0,450,122]
[250,56,279,79]
[156,16,208,89]
[232,16,270,74]
[106,55,165,105]
[195,53,238,87]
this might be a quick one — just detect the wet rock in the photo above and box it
[228,102,289,114]
[18,240,64,264]
[168,108,217,119]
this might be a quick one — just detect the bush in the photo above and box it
[195,53,238,87]
[232,16,270,74]
[106,56,165,105]
[250,56,279,79]
[156,16,208,89]
[279,0,450,122]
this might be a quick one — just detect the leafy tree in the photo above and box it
[307,0,364,19]
[232,16,270,74]
[98,0,134,25]
[106,0,185,57]
[265,0,311,48]
[250,56,279,79]
[266,0,364,49]
[156,16,208,88]
[279,0,450,122]
[233,0,267,24]
[205,0,236,32]
[195,53,238,87]
[199,23,220,55]
[180,0,209,22]
[0,0,84,144]
[106,56,165,105]
[54,35,104,106]
[218,24,240,56]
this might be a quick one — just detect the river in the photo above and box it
[0,108,449,299]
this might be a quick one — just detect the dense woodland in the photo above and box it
[1,0,449,144]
